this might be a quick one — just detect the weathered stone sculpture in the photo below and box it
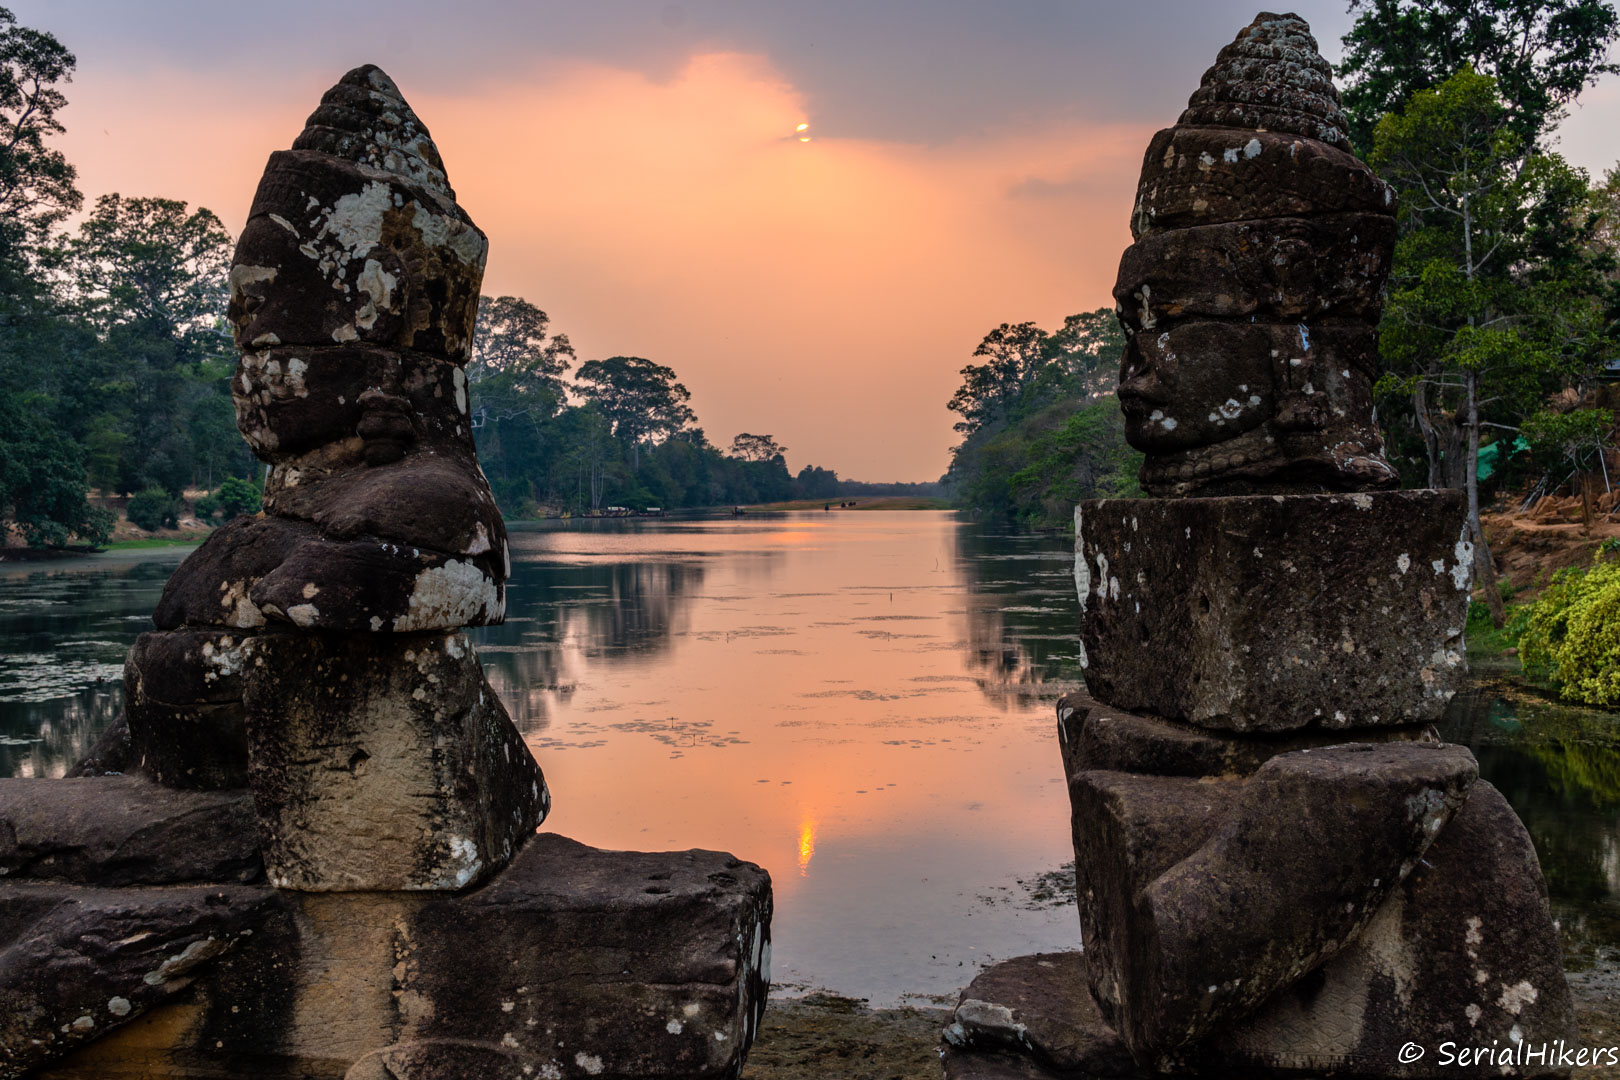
[0,65,770,1080]
[944,15,1578,1080]
[1116,12,1399,498]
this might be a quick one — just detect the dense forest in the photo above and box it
[946,0,1620,535]
[0,7,929,548]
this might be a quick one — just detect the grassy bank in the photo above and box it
[744,497,951,512]
[104,534,211,552]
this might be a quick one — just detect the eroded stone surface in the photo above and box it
[124,630,251,789]
[1075,491,1473,731]
[1193,783,1578,1076]
[1055,692,1438,781]
[0,777,261,885]
[242,631,547,892]
[1073,744,1479,1060]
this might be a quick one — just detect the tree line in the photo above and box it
[947,0,1620,565]
[0,8,903,548]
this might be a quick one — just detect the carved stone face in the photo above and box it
[1109,14,1398,497]
[1118,324,1277,454]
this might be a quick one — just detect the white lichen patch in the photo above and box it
[574,1052,604,1075]
[107,997,131,1017]
[392,561,499,631]
[286,603,320,628]
[666,1019,683,1034]
[1450,535,1475,591]
[1497,980,1538,1015]
[1396,553,1411,574]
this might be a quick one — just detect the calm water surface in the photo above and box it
[2,512,1617,1003]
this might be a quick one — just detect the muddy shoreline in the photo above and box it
[744,964,1620,1080]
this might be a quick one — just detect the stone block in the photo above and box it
[941,952,1135,1078]
[0,777,262,886]
[242,630,546,891]
[228,147,485,364]
[1055,691,1438,781]
[1118,321,1391,496]
[232,346,469,464]
[1074,744,1477,1058]
[261,448,507,580]
[31,834,773,1080]
[1191,782,1579,1076]
[1075,490,1473,731]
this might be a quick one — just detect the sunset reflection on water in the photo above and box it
[471,510,1085,1003]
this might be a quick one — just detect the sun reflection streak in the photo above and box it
[797,812,816,876]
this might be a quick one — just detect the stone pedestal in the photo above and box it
[0,780,771,1080]
[242,631,548,892]
[1076,491,1472,731]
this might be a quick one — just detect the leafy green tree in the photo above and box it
[1339,0,1620,152]
[1044,309,1124,401]
[0,5,78,269]
[1371,68,1611,623]
[126,485,179,531]
[797,465,839,499]
[574,355,695,469]
[65,194,235,493]
[0,392,112,547]
[0,8,112,549]
[1518,551,1620,705]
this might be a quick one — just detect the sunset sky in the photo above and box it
[15,2,1620,481]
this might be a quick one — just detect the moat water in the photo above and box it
[2,511,1616,1005]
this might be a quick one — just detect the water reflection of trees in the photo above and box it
[950,525,1084,707]
[472,559,704,732]
[1441,686,1620,967]
[0,687,123,778]
[0,559,176,778]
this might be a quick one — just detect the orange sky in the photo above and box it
[19,3,1620,481]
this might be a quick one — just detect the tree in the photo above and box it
[944,309,1138,524]
[729,432,787,462]
[468,295,575,426]
[1045,309,1125,401]
[573,356,696,468]
[64,195,235,493]
[0,392,112,548]
[1339,0,1620,153]
[0,5,78,267]
[0,8,110,549]
[1371,67,1610,624]
[946,321,1047,436]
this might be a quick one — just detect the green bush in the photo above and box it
[193,493,222,520]
[216,476,261,518]
[127,486,180,531]
[1518,554,1620,707]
